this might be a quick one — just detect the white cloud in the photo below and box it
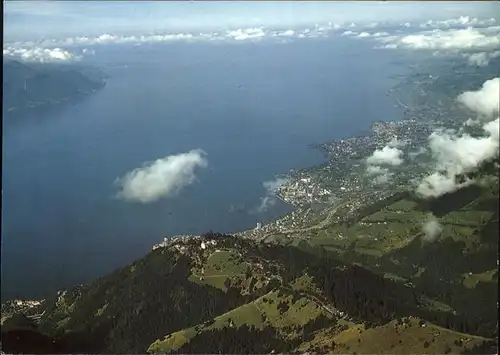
[262,177,288,194]
[429,126,498,172]
[365,143,403,185]
[373,173,392,185]
[3,24,337,62]
[81,48,96,56]
[457,78,500,118]
[387,136,407,148]
[255,195,276,213]
[483,117,500,142]
[419,16,496,29]
[417,170,473,198]
[4,13,500,62]
[356,31,389,38]
[464,50,500,66]
[366,164,394,185]
[465,118,481,127]
[3,46,79,62]
[341,30,357,36]
[421,214,443,243]
[376,26,500,51]
[115,149,208,203]
[417,118,499,198]
[226,27,267,41]
[372,32,390,38]
[366,145,404,166]
[273,29,295,37]
[5,1,500,42]
[408,147,427,159]
[366,165,388,176]
[58,32,195,46]
[253,177,288,214]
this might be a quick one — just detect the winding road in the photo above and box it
[260,196,363,242]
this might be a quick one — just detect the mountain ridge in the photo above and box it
[2,60,106,118]
[1,149,498,354]
[1,176,498,353]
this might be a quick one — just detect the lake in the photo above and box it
[2,37,406,300]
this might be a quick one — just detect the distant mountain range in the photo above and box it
[2,60,106,117]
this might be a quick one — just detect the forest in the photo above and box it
[1,227,497,354]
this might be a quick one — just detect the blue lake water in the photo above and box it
[2,37,407,300]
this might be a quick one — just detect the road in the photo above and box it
[279,285,340,318]
[192,273,244,279]
[260,197,361,242]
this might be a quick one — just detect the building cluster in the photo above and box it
[1,299,44,321]
[151,74,462,247]
[276,175,333,207]
[152,234,200,251]
[153,234,231,257]
[12,299,42,308]
[230,115,438,238]
[200,239,218,250]
[272,115,442,216]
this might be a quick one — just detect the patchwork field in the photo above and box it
[189,249,250,291]
[298,317,490,354]
[148,287,333,353]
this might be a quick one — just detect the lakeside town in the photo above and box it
[152,110,444,246]
[150,54,496,250]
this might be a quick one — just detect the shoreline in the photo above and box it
[148,68,452,249]
[151,97,408,249]
[4,58,427,303]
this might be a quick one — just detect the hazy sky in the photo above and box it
[4,1,500,41]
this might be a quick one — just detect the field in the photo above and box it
[308,213,422,258]
[386,199,419,212]
[148,287,332,353]
[147,181,499,354]
[256,289,327,332]
[298,317,491,354]
[462,269,498,289]
[441,210,493,227]
[189,249,249,291]
[306,185,497,263]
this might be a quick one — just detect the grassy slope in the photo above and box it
[307,181,498,275]
[296,180,498,353]
[189,249,250,291]
[2,179,497,354]
[1,243,281,353]
[298,317,490,354]
[148,285,332,353]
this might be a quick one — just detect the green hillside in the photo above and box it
[1,178,498,354]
